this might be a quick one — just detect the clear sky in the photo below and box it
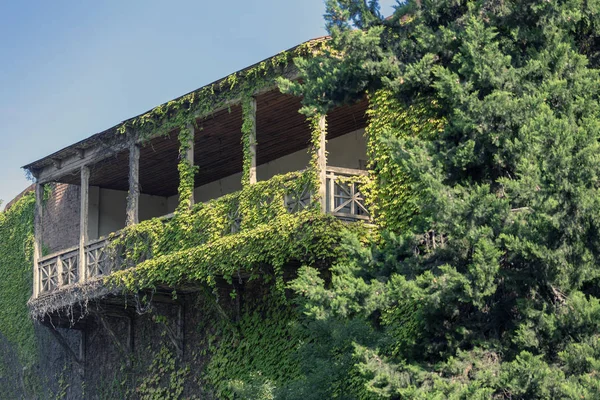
[0,0,396,207]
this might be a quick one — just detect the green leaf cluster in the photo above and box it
[279,0,600,398]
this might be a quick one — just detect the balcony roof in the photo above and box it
[51,90,368,197]
[22,36,329,175]
[21,35,369,197]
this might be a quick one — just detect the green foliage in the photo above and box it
[0,192,50,398]
[104,162,353,291]
[176,124,198,212]
[136,345,189,400]
[364,89,444,232]
[205,296,303,399]
[0,192,36,365]
[282,0,600,398]
[108,210,365,294]
[241,95,256,186]
[8,1,600,397]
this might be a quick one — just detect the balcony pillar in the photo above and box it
[33,182,44,298]
[79,166,90,283]
[317,114,327,213]
[248,97,257,185]
[126,143,140,226]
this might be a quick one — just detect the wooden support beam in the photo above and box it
[128,315,134,354]
[79,329,86,380]
[79,166,89,284]
[248,97,257,185]
[47,326,84,376]
[51,158,62,170]
[317,114,327,213]
[33,183,44,298]
[97,314,131,364]
[186,124,195,208]
[160,308,184,359]
[126,143,140,226]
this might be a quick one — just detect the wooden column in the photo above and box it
[33,183,44,298]
[79,166,90,283]
[248,97,257,185]
[317,114,327,213]
[126,143,140,226]
[186,124,195,207]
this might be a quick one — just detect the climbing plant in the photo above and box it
[363,89,444,233]
[204,294,304,399]
[0,191,48,398]
[0,192,36,365]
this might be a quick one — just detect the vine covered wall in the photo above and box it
[0,192,36,366]
[0,191,79,399]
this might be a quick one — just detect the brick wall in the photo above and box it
[42,183,80,254]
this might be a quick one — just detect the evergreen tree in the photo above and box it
[280,0,600,398]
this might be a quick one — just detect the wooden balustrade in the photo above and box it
[325,166,370,221]
[34,167,370,296]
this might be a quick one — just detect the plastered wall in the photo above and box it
[90,188,169,240]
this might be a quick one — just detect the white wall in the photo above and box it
[139,193,168,222]
[256,128,367,180]
[327,128,367,169]
[256,148,311,181]
[166,172,244,213]
[97,188,126,238]
[90,188,169,239]
[88,186,100,240]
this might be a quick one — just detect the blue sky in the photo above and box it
[0,0,396,206]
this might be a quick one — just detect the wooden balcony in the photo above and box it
[35,166,370,296]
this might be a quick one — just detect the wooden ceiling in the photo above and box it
[57,90,369,197]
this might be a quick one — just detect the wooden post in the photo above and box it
[126,144,140,226]
[79,166,89,284]
[186,124,195,207]
[248,97,257,185]
[317,114,327,213]
[56,256,64,288]
[33,183,44,298]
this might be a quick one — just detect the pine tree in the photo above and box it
[281,1,600,398]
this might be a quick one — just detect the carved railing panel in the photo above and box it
[326,167,370,221]
[284,179,312,213]
[60,250,79,286]
[225,203,242,234]
[39,257,59,294]
[86,239,110,278]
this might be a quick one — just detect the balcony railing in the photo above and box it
[35,166,370,295]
